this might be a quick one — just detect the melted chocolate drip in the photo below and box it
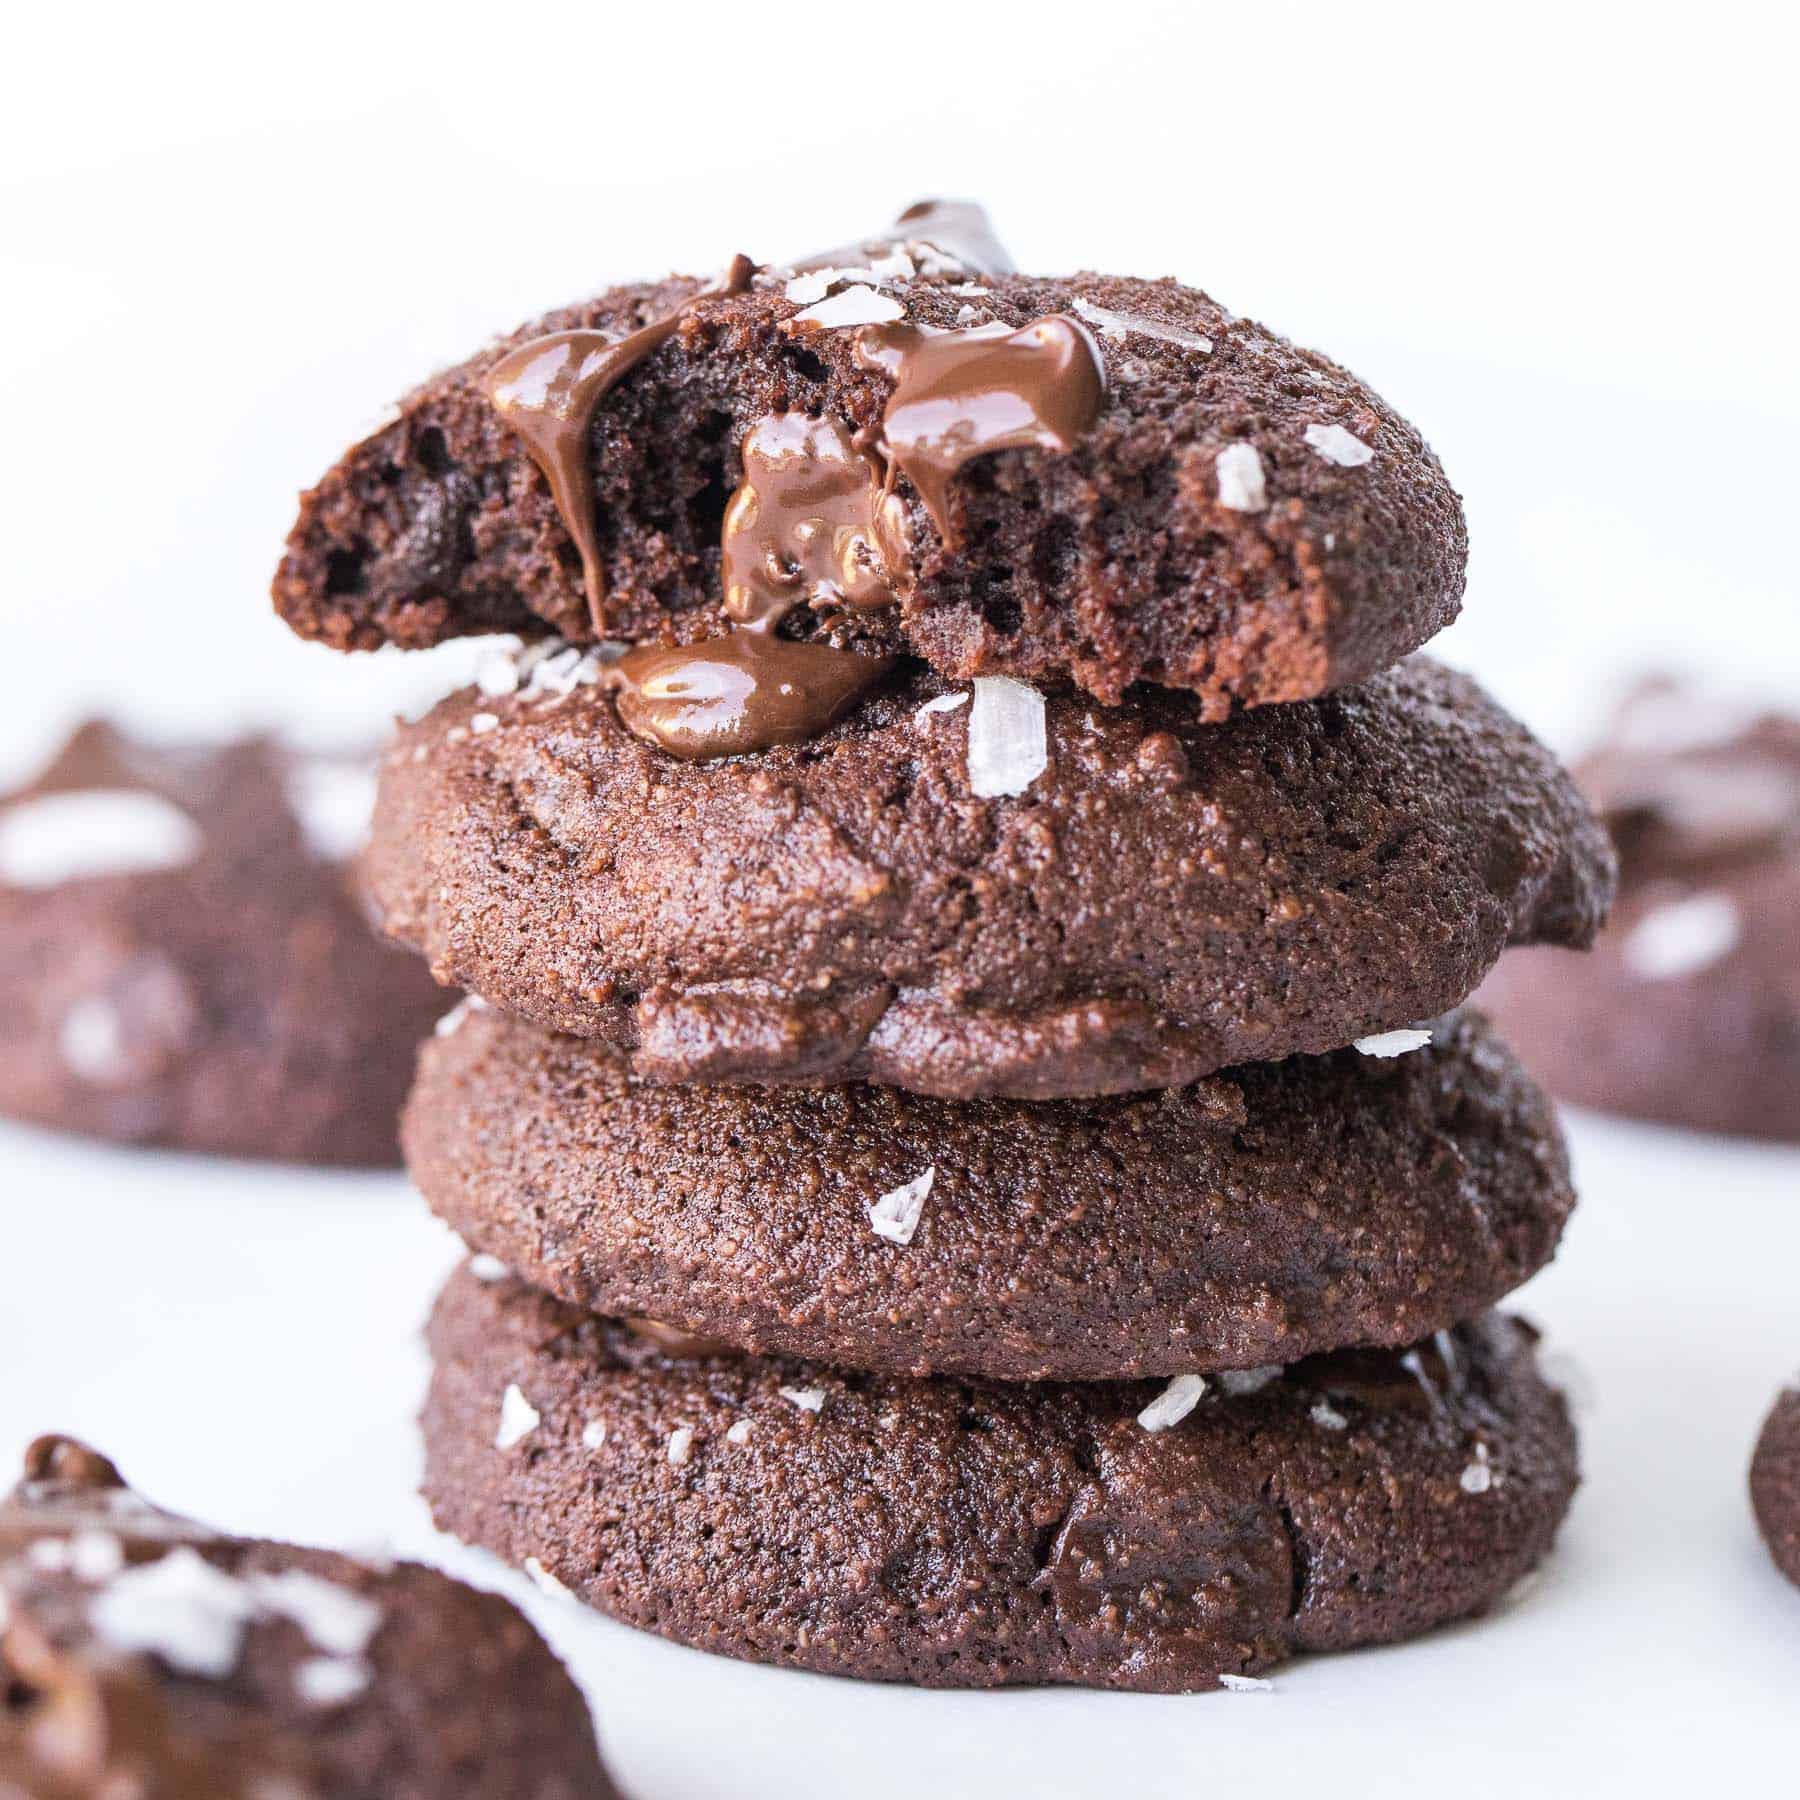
[854,316,1106,549]
[483,254,754,632]
[608,411,898,761]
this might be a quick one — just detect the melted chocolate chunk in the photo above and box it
[854,315,1106,549]
[484,254,754,631]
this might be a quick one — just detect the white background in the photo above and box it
[2,5,1796,1795]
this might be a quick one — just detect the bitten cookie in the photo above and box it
[0,722,447,1164]
[274,203,1466,715]
[367,655,1614,1099]
[1478,681,1799,1141]
[424,1266,1577,1693]
[1751,1382,1800,1588]
[408,1006,1573,1380]
[0,1435,615,1798]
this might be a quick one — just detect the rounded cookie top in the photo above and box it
[274,205,1466,716]
[0,1435,614,1799]
[408,1005,1573,1381]
[1752,1382,1800,1588]
[1478,679,1800,1141]
[0,721,447,1165]
[424,1266,1577,1694]
[368,655,1614,1099]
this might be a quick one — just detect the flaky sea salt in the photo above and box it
[1303,422,1374,467]
[916,691,970,727]
[1460,1444,1494,1495]
[1137,1374,1207,1432]
[1215,442,1267,512]
[968,677,1048,798]
[1622,892,1740,980]
[726,1419,754,1445]
[790,285,906,331]
[0,791,203,888]
[580,1420,607,1450]
[868,1167,935,1245]
[248,1570,382,1659]
[27,1530,124,1581]
[468,712,500,736]
[1071,296,1212,352]
[1310,1400,1349,1431]
[59,999,129,1084]
[495,1384,541,1451]
[295,1656,370,1708]
[1353,1028,1434,1058]
[779,1386,828,1414]
[1217,1366,1283,1397]
[1218,1673,1275,1692]
[88,1547,258,1679]
[667,1427,695,1466]
[468,1253,509,1283]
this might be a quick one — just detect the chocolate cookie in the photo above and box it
[407,1006,1572,1381]
[0,1435,614,1798]
[366,655,1613,1099]
[274,202,1466,717]
[0,722,447,1165]
[423,1266,1576,1692]
[1751,1383,1800,1588]
[1478,681,1800,1141]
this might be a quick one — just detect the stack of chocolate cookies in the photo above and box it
[274,204,1616,1691]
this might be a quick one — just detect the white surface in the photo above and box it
[1,5,1796,1794]
[2,1111,1796,1796]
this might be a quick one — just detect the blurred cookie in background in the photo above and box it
[1751,1379,1800,1588]
[1477,679,1798,1142]
[0,1433,616,1797]
[0,722,447,1165]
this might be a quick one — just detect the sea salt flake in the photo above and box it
[474,643,524,696]
[248,1570,382,1658]
[434,995,488,1039]
[868,1167,935,1245]
[1215,443,1267,512]
[783,269,835,303]
[0,791,203,889]
[523,1556,573,1601]
[779,1386,827,1414]
[790,285,906,331]
[468,1253,509,1282]
[1072,296,1212,352]
[1310,1400,1348,1431]
[1218,1672,1275,1692]
[967,678,1048,798]
[1303,422,1375,467]
[1460,1444,1494,1495]
[1138,1374,1207,1432]
[580,1420,607,1450]
[1353,1027,1433,1058]
[294,1655,370,1708]
[1622,892,1740,980]
[88,1547,258,1679]
[726,1419,754,1445]
[468,712,500,736]
[284,760,378,862]
[495,1384,541,1451]
[916,691,970,726]
[1218,1366,1283,1397]
[59,998,129,1084]
[29,1529,125,1581]
[667,1427,695,1466]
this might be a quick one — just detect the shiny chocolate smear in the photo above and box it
[855,315,1106,549]
[609,411,898,761]
[483,254,754,632]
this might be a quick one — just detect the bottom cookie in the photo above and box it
[1751,1383,1800,1588]
[423,1265,1578,1693]
[1,1435,615,1798]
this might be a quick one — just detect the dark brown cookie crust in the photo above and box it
[407,1007,1572,1381]
[1478,687,1800,1142]
[0,723,446,1166]
[424,1267,1577,1693]
[366,656,1614,1099]
[1751,1386,1800,1588]
[274,263,1467,714]
[0,1437,614,1799]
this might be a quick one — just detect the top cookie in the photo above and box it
[274,203,1466,716]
